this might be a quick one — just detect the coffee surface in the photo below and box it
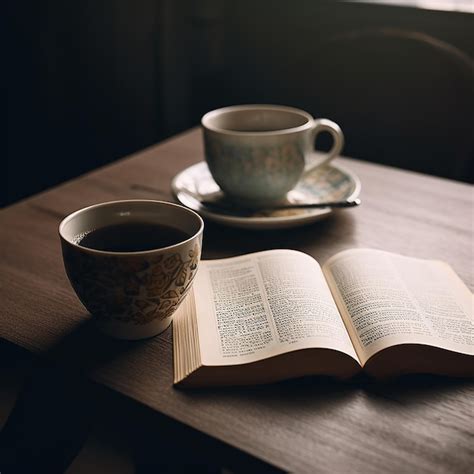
[227,126,285,132]
[75,222,190,252]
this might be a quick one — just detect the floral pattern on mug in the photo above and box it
[205,136,305,202]
[62,241,201,325]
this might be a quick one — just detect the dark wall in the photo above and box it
[5,1,474,206]
[6,0,165,206]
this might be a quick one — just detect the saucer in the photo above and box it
[171,161,361,230]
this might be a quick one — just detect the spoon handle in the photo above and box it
[201,198,361,212]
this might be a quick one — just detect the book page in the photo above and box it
[193,250,359,366]
[323,249,474,364]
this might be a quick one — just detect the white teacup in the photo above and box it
[59,200,204,340]
[202,104,344,206]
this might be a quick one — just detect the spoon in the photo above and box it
[176,190,360,217]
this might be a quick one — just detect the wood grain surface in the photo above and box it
[1,128,473,473]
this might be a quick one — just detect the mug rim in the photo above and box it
[59,199,204,256]
[201,104,314,136]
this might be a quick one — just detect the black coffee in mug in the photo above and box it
[74,222,190,252]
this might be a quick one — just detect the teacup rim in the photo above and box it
[59,199,204,256]
[201,104,314,136]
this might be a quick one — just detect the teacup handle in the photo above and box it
[304,119,344,175]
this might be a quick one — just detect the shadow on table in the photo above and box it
[44,318,145,373]
[358,372,474,407]
[177,371,473,414]
[202,210,358,259]
[0,324,147,474]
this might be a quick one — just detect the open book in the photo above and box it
[173,249,474,387]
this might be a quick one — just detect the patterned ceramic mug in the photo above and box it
[59,200,204,340]
[202,104,344,206]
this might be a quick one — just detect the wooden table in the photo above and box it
[1,128,473,473]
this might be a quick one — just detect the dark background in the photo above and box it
[5,0,474,207]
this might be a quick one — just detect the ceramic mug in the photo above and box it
[59,200,204,340]
[202,104,344,206]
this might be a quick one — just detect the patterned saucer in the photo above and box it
[171,161,361,230]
